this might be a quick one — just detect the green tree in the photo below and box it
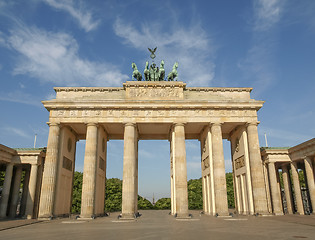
[298,170,306,188]
[71,171,83,213]
[0,171,5,188]
[187,178,203,209]
[226,172,235,208]
[154,198,171,209]
[105,178,123,212]
[138,196,154,210]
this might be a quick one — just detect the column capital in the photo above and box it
[48,122,60,127]
[173,122,186,127]
[246,121,260,127]
[86,122,98,127]
[291,161,298,167]
[210,122,222,127]
[124,122,136,127]
[303,156,312,161]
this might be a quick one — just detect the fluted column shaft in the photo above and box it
[304,157,315,212]
[282,165,294,214]
[0,163,14,218]
[25,164,38,219]
[38,123,60,218]
[211,123,229,216]
[122,123,138,218]
[9,167,23,217]
[81,123,98,218]
[247,123,268,214]
[291,162,304,215]
[173,123,189,218]
[268,162,283,215]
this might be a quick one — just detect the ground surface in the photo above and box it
[1,210,315,239]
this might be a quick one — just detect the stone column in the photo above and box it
[0,163,14,218]
[38,123,60,218]
[211,123,229,216]
[282,164,294,214]
[304,157,315,213]
[25,164,38,219]
[173,123,189,218]
[291,162,304,215]
[80,123,98,219]
[135,139,139,215]
[9,167,23,218]
[246,122,269,214]
[268,162,283,215]
[121,123,138,219]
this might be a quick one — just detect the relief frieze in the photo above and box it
[234,155,245,170]
[51,108,256,120]
[127,87,182,99]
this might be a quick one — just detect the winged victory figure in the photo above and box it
[148,47,157,59]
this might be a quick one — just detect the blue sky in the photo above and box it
[0,0,314,201]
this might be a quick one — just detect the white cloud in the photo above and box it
[3,25,128,86]
[2,126,30,138]
[253,0,285,31]
[42,0,100,32]
[113,18,215,86]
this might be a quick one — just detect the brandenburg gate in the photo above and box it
[38,78,269,219]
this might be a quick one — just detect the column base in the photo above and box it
[79,214,96,220]
[38,214,54,220]
[120,213,138,220]
[215,212,230,217]
[175,213,191,219]
[255,212,272,217]
[38,216,54,220]
[273,212,284,216]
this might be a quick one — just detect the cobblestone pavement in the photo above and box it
[1,210,315,240]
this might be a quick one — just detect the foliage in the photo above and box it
[187,178,203,209]
[298,170,305,188]
[105,178,123,212]
[70,172,237,213]
[71,171,83,213]
[0,171,5,187]
[138,196,154,210]
[226,172,235,208]
[154,198,171,209]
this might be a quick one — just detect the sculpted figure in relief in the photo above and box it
[132,62,142,81]
[144,61,150,81]
[167,62,178,81]
[158,60,165,81]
